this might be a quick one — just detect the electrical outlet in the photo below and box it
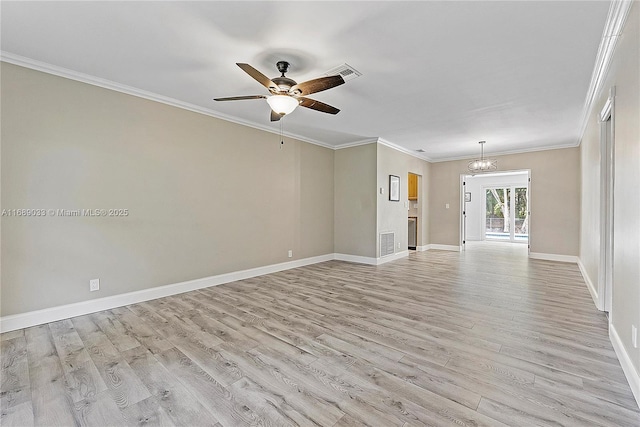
[632,325,638,348]
[445,203,450,209]
[288,250,293,258]
[89,279,100,292]
[397,242,401,249]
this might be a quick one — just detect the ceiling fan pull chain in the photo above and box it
[280,119,284,149]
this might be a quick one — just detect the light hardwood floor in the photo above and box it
[2,244,639,426]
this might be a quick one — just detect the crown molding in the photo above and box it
[333,138,379,150]
[334,137,433,163]
[376,138,433,162]
[429,141,579,163]
[577,0,633,144]
[335,136,578,164]
[0,51,337,150]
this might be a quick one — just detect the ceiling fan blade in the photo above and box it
[236,63,278,91]
[270,110,283,122]
[214,95,267,101]
[298,97,340,115]
[289,75,345,96]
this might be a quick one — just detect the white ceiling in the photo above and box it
[1,1,610,161]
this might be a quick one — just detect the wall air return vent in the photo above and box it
[324,63,362,82]
[380,232,395,257]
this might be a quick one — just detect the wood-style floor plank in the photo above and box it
[217,343,346,425]
[1,242,638,426]
[155,347,260,426]
[48,319,108,404]
[24,325,78,426]
[71,315,151,411]
[121,345,220,426]
[1,335,31,411]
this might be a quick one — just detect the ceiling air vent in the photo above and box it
[416,149,426,153]
[325,63,362,82]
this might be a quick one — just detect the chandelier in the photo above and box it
[468,140,497,173]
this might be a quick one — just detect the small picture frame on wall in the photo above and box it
[389,175,400,201]
[465,192,471,202]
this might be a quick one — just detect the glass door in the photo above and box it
[485,186,528,243]
[485,188,511,240]
[514,187,529,241]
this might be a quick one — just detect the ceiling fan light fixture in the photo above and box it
[267,95,299,116]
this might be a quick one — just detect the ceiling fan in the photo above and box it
[214,61,345,122]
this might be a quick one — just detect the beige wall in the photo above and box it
[1,63,335,316]
[580,2,640,377]
[334,144,377,257]
[429,147,581,255]
[376,144,430,256]
[429,160,465,247]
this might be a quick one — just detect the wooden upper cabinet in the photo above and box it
[408,173,418,200]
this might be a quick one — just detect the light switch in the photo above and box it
[445,203,450,209]
[380,187,384,194]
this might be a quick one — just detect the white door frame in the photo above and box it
[408,172,423,249]
[459,170,531,254]
[461,177,467,250]
[599,87,615,314]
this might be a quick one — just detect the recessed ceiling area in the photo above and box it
[0,1,610,161]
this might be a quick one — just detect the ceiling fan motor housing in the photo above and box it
[272,76,297,93]
[276,61,290,75]
[272,61,298,93]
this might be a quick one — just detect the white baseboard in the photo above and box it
[416,245,429,252]
[334,253,378,265]
[334,250,409,265]
[377,250,409,265]
[529,252,579,263]
[427,244,462,252]
[577,258,601,310]
[610,323,640,409]
[2,251,419,332]
[0,254,334,333]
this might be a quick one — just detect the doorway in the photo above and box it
[599,89,615,314]
[408,172,421,250]
[461,170,530,251]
